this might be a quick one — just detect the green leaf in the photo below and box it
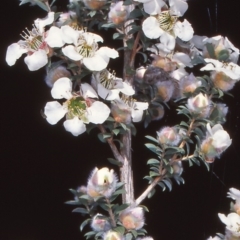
[149,171,160,177]
[162,179,172,191]
[84,231,96,239]
[147,188,156,198]
[72,207,88,214]
[145,143,160,154]
[80,218,91,231]
[123,0,133,5]
[88,10,96,17]
[136,51,148,63]
[145,135,159,144]
[36,1,49,11]
[65,200,81,205]
[205,43,216,59]
[130,230,138,238]
[114,203,129,214]
[129,8,143,18]
[101,23,116,28]
[112,188,126,196]
[126,38,134,49]
[112,129,120,136]
[107,158,122,166]
[97,133,107,143]
[113,226,125,235]
[120,122,127,130]
[139,205,149,212]
[125,233,133,240]
[113,32,124,40]
[147,158,159,165]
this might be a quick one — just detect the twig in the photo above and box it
[106,198,116,227]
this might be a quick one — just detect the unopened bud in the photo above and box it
[157,127,181,146]
[108,1,129,25]
[104,231,124,240]
[87,167,118,199]
[83,0,107,10]
[111,102,132,124]
[211,71,236,91]
[179,73,201,94]
[91,214,111,232]
[151,54,177,72]
[45,66,71,88]
[119,207,144,230]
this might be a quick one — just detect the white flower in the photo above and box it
[142,12,193,51]
[62,32,119,71]
[6,14,54,71]
[227,188,240,215]
[44,77,110,136]
[200,58,240,80]
[134,0,166,15]
[207,123,232,154]
[218,213,240,237]
[91,69,135,100]
[34,12,55,34]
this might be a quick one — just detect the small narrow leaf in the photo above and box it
[80,218,91,231]
[72,207,88,214]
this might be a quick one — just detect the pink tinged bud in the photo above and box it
[157,127,181,146]
[187,93,210,117]
[91,214,111,232]
[151,55,177,72]
[83,0,107,10]
[135,66,147,80]
[155,81,175,102]
[104,231,124,240]
[108,1,129,25]
[45,66,71,87]
[211,71,236,91]
[172,161,183,176]
[119,207,145,230]
[87,167,117,199]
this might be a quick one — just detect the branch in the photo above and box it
[98,125,124,164]
[106,198,116,227]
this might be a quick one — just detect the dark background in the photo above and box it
[1,0,240,239]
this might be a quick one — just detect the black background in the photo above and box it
[1,0,240,239]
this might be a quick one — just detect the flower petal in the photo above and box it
[61,26,80,46]
[97,83,120,100]
[24,49,48,71]
[6,43,27,66]
[120,82,135,96]
[62,45,83,61]
[45,26,65,48]
[34,12,55,34]
[44,101,67,124]
[83,55,108,71]
[174,19,194,41]
[81,83,98,99]
[87,101,110,124]
[63,117,86,136]
[51,77,73,99]
[142,16,163,39]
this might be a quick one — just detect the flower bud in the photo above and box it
[209,103,228,124]
[111,101,132,124]
[179,73,201,94]
[200,123,232,162]
[87,167,118,199]
[187,93,210,117]
[91,214,111,232]
[119,207,144,230]
[45,66,71,88]
[157,127,181,146]
[211,71,236,91]
[108,1,129,25]
[104,231,124,240]
[172,161,183,176]
[228,188,240,215]
[151,54,177,72]
[83,0,107,10]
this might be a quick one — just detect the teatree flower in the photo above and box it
[168,0,188,17]
[62,32,119,71]
[228,188,240,215]
[200,123,232,162]
[91,69,135,100]
[119,207,145,230]
[218,213,240,238]
[142,11,193,51]
[112,96,149,123]
[87,167,118,199]
[187,92,211,117]
[134,0,166,15]
[44,77,110,136]
[6,12,54,71]
[200,58,240,81]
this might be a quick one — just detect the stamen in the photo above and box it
[157,11,178,32]
[99,69,116,89]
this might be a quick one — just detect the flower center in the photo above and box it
[20,25,46,52]
[99,69,116,89]
[67,97,88,121]
[157,11,178,32]
[122,95,136,108]
[77,36,98,58]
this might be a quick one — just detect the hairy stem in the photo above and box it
[106,198,116,227]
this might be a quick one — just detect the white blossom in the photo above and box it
[134,0,166,15]
[62,32,118,71]
[218,213,240,237]
[6,13,54,71]
[44,77,110,136]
